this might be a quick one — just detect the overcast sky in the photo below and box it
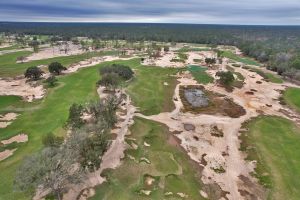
[0,0,300,25]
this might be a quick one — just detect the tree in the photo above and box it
[216,71,235,86]
[24,66,44,81]
[42,132,63,147]
[45,75,58,87]
[79,132,109,172]
[14,147,84,200]
[66,103,84,129]
[205,58,216,66]
[291,58,300,70]
[29,40,39,53]
[163,46,169,52]
[97,73,120,89]
[48,62,66,75]
[16,56,26,63]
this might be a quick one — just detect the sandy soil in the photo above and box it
[24,42,85,62]
[137,55,300,199]
[0,78,45,102]
[142,50,216,68]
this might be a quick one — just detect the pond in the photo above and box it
[184,88,209,107]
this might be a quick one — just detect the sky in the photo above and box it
[0,0,300,25]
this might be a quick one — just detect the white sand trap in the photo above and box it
[0,113,19,121]
[0,149,17,161]
[0,78,45,102]
[1,134,28,145]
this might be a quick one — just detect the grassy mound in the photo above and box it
[240,116,300,199]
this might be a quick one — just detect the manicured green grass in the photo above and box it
[91,117,205,200]
[188,65,214,84]
[0,96,22,111]
[0,50,118,77]
[283,87,300,113]
[127,64,180,115]
[221,51,260,66]
[0,59,133,200]
[240,116,300,200]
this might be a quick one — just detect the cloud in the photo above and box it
[0,0,300,25]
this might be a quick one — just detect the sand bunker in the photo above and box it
[0,149,17,161]
[0,113,19,128]
[0,78,45,102]
[1,134,28,145]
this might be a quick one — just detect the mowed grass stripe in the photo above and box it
[241,116,300,200]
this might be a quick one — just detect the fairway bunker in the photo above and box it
[180,85,246,118]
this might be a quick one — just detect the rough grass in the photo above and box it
[221,51,260,66]
[91,117,205,200]
[127,64,180,115]
[188,65,214,84]
[0,50,119,77]
[283,87,300,113]
[240,116,300,200]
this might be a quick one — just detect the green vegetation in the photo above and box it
[0,50,118,77]
[221,51,260,66]
[188,65,214,84]
[283,87,300,113]
[91,117,205,200]
[243,65,283,83]
[0,95,22,111]
[127,64,180,115]
[240,116,300,199]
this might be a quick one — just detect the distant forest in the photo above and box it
[1,22,300,80]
